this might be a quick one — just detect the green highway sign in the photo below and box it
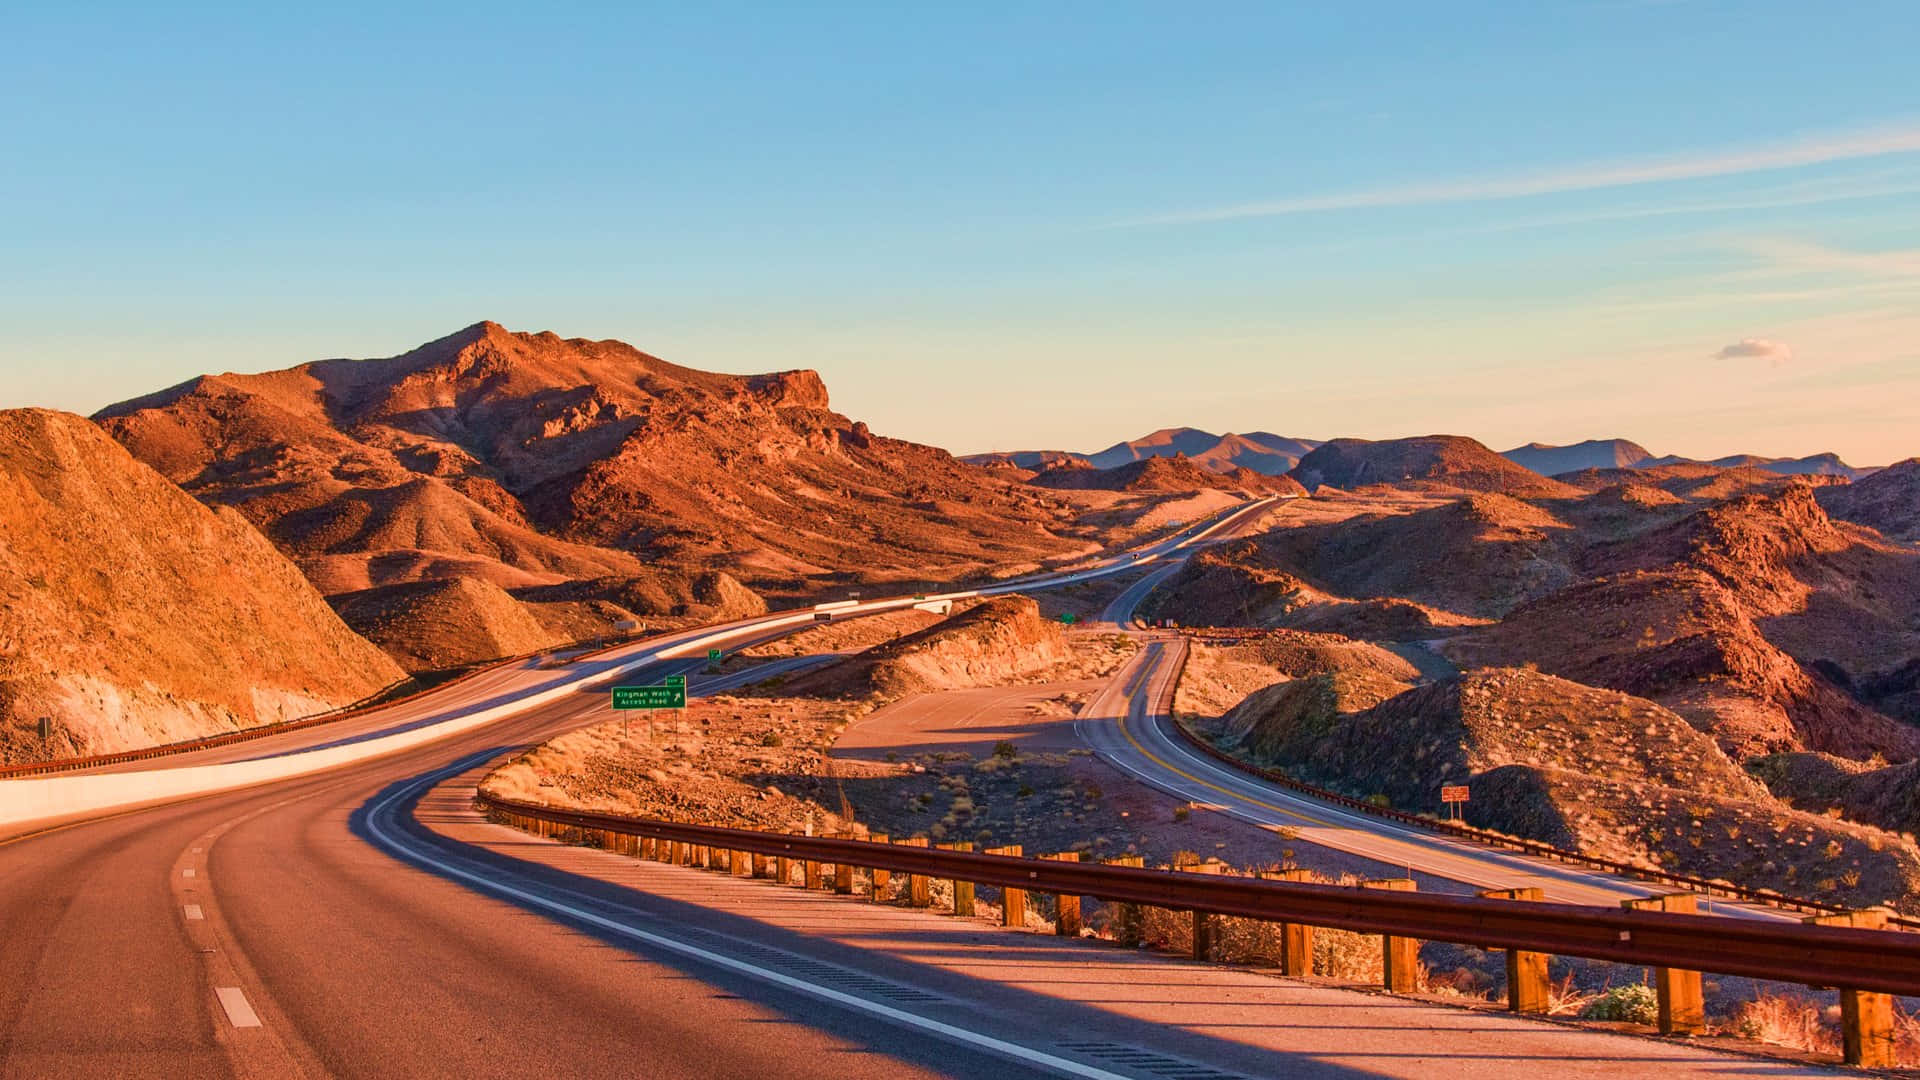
[1059,613,1078,625]
[707,648,723,662]
[612,684,686,710]
[665,674,686,687]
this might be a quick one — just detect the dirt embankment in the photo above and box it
[0,409,405,762]
[781,595,1071,701]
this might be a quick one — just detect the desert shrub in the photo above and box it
[1722,993,1839,1056]
[1580,984,1658,1025]
[992,740,1018,759]
[760,731,782,747]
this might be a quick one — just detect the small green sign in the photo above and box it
[1059,613,1078,625]
[612,684,686,710]
[665,674,686,687]
[707,648,723,662]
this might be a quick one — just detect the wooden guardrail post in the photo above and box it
[1258,869,1316,976]
[901,838,931,907]
[1362,879,1419,993]
[1105,855,1146,946]
[734,848,753,878]
[776,836,795,885]
[832,835,855,895]
[803,852,823,890]
[1182,862,1222,960]
[938,843,975,915]
[1804,909,1894,1067]
[1050,853,1082,936]
[867,834,890,899]
[1478,888,1548,1014]
[987,845,1025,927]
[1621,893,1704,1035]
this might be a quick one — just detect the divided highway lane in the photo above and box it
[0,658,1032,1079]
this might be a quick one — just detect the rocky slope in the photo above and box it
[0,409,405,761]
[783,595,1070,701]
[1817,458,1920,542]
[1214,666,1920,908]
[1447,486,1920,761]
[1288,436,1580,498]
[97,322,1084,662]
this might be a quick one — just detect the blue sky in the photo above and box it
[4,2,1917,462]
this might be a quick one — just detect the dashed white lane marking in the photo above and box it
[184,904,204,920]
[215,986,262,1029]
[182,868,196,878]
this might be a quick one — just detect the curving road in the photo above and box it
[0,495,1820,1077]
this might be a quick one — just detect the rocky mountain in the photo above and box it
[1501,439,1653,476]
[1287,436,1580,498]
[1028,455,1305,496]
[965,428,1320,477]
[0,409,406,762]
[97,322,1083,663]
[1817,458,1920,542]
[1448,485,1920,761]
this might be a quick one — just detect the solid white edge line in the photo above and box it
[215,986,262,1028]
[362,776,1132,1080]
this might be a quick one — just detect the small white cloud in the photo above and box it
[1716,338,1792,365]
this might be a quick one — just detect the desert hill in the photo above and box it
[1028,454,1305,496]
[781,595,1068,701]
[1208,665,1920,907]
[1501,439,1653,475]
[0,409,406,762]
[966,428,1320,477]
[1287,436,1580,498]
[1818,458,1920,542]
[98,322,1088,661]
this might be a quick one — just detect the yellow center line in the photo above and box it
[1112,659,1335,830]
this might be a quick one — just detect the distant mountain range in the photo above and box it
[1500,440,1875,480]
[964,428,1321,476]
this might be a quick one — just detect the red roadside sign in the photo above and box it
[1440,785,1470,804]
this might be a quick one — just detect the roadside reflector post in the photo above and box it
[1259,869,1317,977]
[938,843,975,915]
[1804,909,1894,1066]
[867,834,890,899]
[1050,853,1082,936]
[902,838,932,907]
[832,835,855,895]
[1478,888,1549,1013]
[1104,856,1146,946]
[1621,893,1705,1035]
[987,845,1026,927]
[1181,863,1223,961]
[1362,879,1419,993]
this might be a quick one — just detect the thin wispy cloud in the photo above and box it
[1122,123,1920,226]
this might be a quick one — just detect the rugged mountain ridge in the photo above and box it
[97,322,1084,662]
[1288,436,1580,498]
[0,409,405,762]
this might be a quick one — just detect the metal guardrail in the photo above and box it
[474,791,1920,999]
